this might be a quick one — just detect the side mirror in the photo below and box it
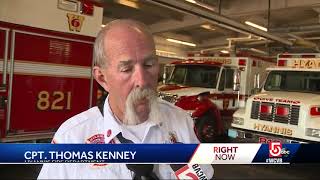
[162,66,168,84]
[233,70,241,91]
[254,73,260,89]
[252,73,261,94]
[162,72,166,84]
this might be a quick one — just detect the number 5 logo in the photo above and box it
[269,142,282,157]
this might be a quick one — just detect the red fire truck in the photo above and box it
[0,0,103,142]
[158,54,275,142]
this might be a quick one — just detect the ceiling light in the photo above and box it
[245,21,268,32]
[185,0,214,11]
[167,38,196,47]
[220,50,229,54]
[115,0,139,9]
[185,0,197,4]
[249,48,268,55]
[201,24,215,31]
[156,49,176,55]
[101,24,106,28]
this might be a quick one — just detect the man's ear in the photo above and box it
[93,66,110,92]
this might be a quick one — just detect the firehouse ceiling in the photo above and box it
[96,0,320,57]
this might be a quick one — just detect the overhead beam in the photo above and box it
[160,32,197,44]
[217,0,320,17]
[196,36,229,49]
[146,0,293,46]
[150,15,207,34]
[110,0,184,21]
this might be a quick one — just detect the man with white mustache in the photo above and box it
[124,87,159,126]
[38,19,213,179]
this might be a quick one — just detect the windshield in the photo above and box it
[264,71,320,93]
[167,65,220,88]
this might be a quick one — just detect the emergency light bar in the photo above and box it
[278,59,287,66]
[310,106,320,116]
[238,59,246,66]
[260,104,272,114]
[276,106,289,117]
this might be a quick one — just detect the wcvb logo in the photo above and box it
[269,142,282,157]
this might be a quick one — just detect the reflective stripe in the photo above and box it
[0,60,91,78]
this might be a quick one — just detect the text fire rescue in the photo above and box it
[213,146,238,160]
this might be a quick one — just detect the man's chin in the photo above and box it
[135,106,150,122]
[135,102,148,110]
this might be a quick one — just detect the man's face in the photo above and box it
[102,28,159,123]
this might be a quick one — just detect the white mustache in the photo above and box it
[123,87,158,125]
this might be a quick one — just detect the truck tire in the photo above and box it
[195,110,218,143]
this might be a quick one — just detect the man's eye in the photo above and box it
[144,64,153,67]
[120,67,132,72]
[144,61,155,67]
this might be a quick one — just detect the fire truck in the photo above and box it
[158,55,275,142]
[229,54,320,143]
[0,0,103,142]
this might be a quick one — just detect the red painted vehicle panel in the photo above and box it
[0,0,103,141]
[0,28,8,138]
[9,75,92,132]
[0,29,5,58]
[0,24,98,141]
[14,32,93,66]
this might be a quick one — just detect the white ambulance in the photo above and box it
[158,54,275,142]
[230,54,320,143]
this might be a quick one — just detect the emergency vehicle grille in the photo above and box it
[162,95,175,103]
[251,101,300,125]
[289,105,300,125]
[158,93,178,103]
[250,101,260,119]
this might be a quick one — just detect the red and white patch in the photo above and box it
[91,163,108,168]
[86,134,105,144]
[107,129,112,137]
[169,131,178,143]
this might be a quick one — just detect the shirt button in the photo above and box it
[107,129,112,137]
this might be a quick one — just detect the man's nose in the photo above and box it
[134,66,148,88]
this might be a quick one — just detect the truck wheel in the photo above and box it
[195,110,217,143]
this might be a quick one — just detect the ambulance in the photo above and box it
[158,54,275,142]
[230,54,320,143]
[0,0,103,142]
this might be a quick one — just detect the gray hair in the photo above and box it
[93,19,154,68]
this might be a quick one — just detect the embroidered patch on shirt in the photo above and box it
[86,134,105,144]
[91,163,108,168]
[169,131,178,143]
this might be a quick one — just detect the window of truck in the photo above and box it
[218,68,235,91]
[167,65,220,88]
[264,71,320,93]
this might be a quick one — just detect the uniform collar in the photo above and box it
[103,96,122,144]
[103,96,161,143]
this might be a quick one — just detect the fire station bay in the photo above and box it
[1,0,320,179]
